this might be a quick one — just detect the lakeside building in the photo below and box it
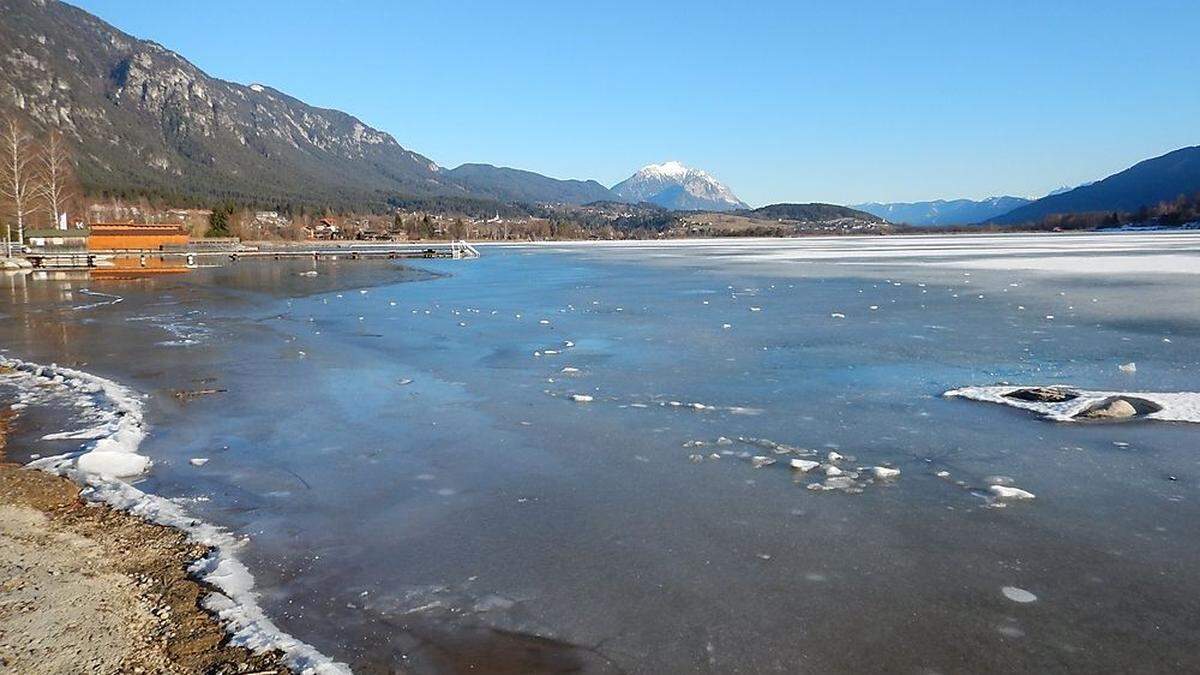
[24,229,90,254]
[86,223,190,251]
[305,218,342,240]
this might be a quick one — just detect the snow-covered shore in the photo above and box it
[0,356,350,675]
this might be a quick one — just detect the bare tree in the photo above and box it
[1,118,39,255]
[39,129,74,229]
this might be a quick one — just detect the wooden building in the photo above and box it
[87,223,190,251]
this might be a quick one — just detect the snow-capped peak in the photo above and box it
[612,161,747,212]
[639,160,691,179]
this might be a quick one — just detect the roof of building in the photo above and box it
[89,223,188,235]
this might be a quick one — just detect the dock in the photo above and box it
[220,240,480,261]
[14,240,480,272]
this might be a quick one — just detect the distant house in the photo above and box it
[355,228,391,241]
[87,223,190,251]
[306,218,342,240]
[25,228,90,254]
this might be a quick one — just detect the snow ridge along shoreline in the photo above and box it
[0,356,350,675]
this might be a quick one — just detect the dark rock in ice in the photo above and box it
[1004,387,1077,403]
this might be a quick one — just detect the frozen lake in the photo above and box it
[2,231,1199,673]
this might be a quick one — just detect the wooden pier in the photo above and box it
[25,253,97,269]
[16,240,480,272]
[222,240,479,262]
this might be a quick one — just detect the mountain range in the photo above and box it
[852,196,1031,226]
[0,0,469,211]
[989,146,1200,224]
[0,0,750,214]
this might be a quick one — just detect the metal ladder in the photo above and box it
[451,240,480,259]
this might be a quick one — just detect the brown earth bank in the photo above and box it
[0,409,293,674]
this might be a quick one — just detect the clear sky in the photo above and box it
[71,0,1200,207]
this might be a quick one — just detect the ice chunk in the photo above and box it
[790,459,820,472]
[989,485,1035,500]
[1001,586,1038,603]
[190,457,210,467]
[569,394,593,403]
[77,450,151,478]
[872,466,900,479]
[823,476,856,489]
[751,456,776,468]
[1118,362,1137,373]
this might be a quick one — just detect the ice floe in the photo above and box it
[1001,586,1038,603]
[872,466,901,480]
[685,434,900,496]
[789,459,820,472]
[945,385,1200,424]
[989,485,1036,500]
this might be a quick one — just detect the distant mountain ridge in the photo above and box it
[445,164,616,205]
[612,161,748,211]
[852,196,1031,226]
[990,146,1200,224]
[738,203,883,223]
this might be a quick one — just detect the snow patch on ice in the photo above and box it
[945,384,1200,424]
[3,356,150,478]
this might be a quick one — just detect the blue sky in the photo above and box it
[73,0,1200,206]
